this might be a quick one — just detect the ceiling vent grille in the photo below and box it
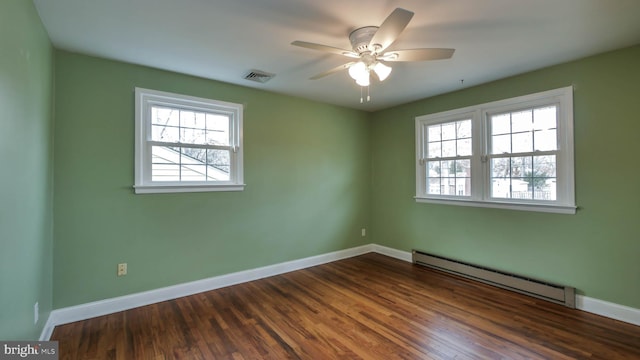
[243,69,275,83]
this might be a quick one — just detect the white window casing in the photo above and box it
[134,88,245,194]
[415,86,575,214]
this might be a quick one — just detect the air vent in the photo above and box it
[243,69,275,83]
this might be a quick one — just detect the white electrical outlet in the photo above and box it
[361,228,366,237]
[34,302,39,324]
[117,263,127,276]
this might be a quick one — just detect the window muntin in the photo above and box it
[135,88,244,194]
[415,87,575,214]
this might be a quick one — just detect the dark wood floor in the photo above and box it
[51,253,640,359]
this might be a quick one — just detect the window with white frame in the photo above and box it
[415,86,575,214]
[134,88,244,194]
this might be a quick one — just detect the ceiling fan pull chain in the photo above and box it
[360,86,364,103]
[367,86,371,102]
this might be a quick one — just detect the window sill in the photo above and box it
[134,184,246,194]
[414,197,576,214]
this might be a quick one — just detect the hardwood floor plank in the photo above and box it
[51,254,640,359]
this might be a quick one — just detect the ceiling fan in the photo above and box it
[291,8,455,101]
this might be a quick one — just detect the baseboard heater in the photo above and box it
[412,250,576,308]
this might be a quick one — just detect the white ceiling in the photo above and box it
[33,0,640,111]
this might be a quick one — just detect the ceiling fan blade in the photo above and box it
[381,48,455,62]
[291,41,359,58]
[309,62,356,80]
[369,8,414,52]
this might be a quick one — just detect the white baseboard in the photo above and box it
[40,243,640,339]
[371,244,413,262]
[43,244,374,338]
[39,311,56,341]
[576,295,640,327]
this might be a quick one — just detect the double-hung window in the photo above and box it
[134,88,244,194]
[416,86,575,214]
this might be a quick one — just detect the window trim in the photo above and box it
[415,86,576,214]
[134,87,245,194]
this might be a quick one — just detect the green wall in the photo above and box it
[53,51,371,308]
[0,0,54,340]
[371,45,640,309]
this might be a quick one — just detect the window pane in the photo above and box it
[428,142,441,158]
[181,126,206,145]
[205,130,226,146]
[206,114,230,145]
[180,110,197,129]
[428,161,442,177]
[533,155,556,177]
[207,114,229,130]
[529,155,556,200]
[511,178,532,199]
[181,147,205,164]
[491,114,510,135]
[456,159,471,177]
[455,159,471,197]
[180,165,207,181]
[534,129,557,151]
[491,134,511,154]
[152,107,179,126]
[440,161,451,176]
[428,178,441,195]
[491,178,510,199]
[457,120,472,138]
[151,146,181,181]
[511,110,532,133]
[491,157,510,177]
[181,150,199,166]
[441,140,456,157]
[533,106,557,130]
[151,164,180,182]
[512,132,533,153]
[151,124,179,143]
[152,146,179,164]
[441,123,456,140]
[445,177,456,195]
[510,156,532,178]
[455,177,470,196]
[457,138,471,156]
[207,149,231,179]
[194,112,207,130]
[428,124,441,142]
[534,187,556,201]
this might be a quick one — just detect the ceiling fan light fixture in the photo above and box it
[348,61,369,84]
[372,62,392,81]
[355,72,370,87]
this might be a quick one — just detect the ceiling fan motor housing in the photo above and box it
[349,26,379,54]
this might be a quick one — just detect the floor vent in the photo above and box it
[243,69,275,83]
[412,250,576,308]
